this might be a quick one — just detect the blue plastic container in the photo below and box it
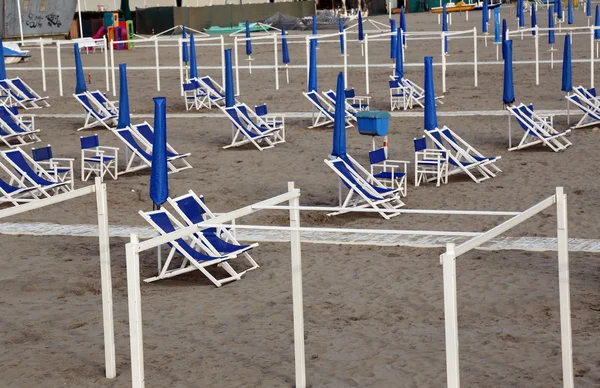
[356,111,390,136]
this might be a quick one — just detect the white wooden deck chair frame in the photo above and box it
[325,157,405,220]
[139,209,244,286]
[414,137,449,187]
[322,89,360,118]
[196,75,231,108]
[508,104,572,152]
[389,76,444,110]
[80,135,119,182]
[0,80,38,110]
[367,148,410,197]
[167,190,259,271]
[87,90,119,115]
[567,86,600,129]
[220,106,276,151]
[31,145,75,191]
[74,92,118,131]
[7,77,50,108]
[0,160,48,204]
[303,91,353,129]
[235,104,285,144]
[130,122,193,173]
[183,79,210,110]
[0,115,40,148]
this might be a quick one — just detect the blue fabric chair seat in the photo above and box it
[84,155,115,162]
[373,171,406,180]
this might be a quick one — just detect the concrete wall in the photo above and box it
[82,0,296,12]
[2,0,78,38]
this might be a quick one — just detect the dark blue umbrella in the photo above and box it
[502,19,507,59]
[150,97,168,208]
[74,43,86,94]
[554,0,558,14]
[518,0,524,28]
[503,40,515,105]
[331,72,346,158]
[117,64,130,129]
[189,34,198,79]
[308,39,317,92]
[596,5,600,39]
[390,19,397,59]
[395,27,403,79]
[557,0,563,20]
[549,7,556,44]
[443,4,448,53]
[482,0,489,33]
[312,14,318,46]
[532,5,537,36]
[338,18,345,55]
[182,26,188,64]
[400,7,407,46]
[245,20,252,56]
[423,56,437,131]
[224,49,235,107]
[494,8,500,43]
[281,27,290,64]
[568,0,573,24]
[587,0,592,18]
[0,39,7,80]
[358,11,364,41]
[562,34,572,92]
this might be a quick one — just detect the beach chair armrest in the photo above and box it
[51,157,75,162]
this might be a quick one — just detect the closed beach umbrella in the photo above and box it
[518,0,524,28]
[281,27,290,64]
[224,49,235,107]
[308,39,317,92]
[596,6,600,39]
[0,39,7,80]
[149,97,168,208]
[395,27,403,79]
[400,7,407,46]
[74,44,86,94]
[443,3,448,53]
[587,0,592,17]
[562,34,572,92]
[245,21,252,56]
[568,0,573,24]
[423,56,438,131]
[390,19,397,59]
[339,18,345,55]
[494,8,501,43]
[482,0,489,34]
[312,14,318,46]
[117,64,130,129]
[549,7,556,44]
[182,26,188,64]
[502,19,507,59]
[189,34,198,79]
[532,5,537,36]
[358,11,364,41]
[503,40,515,105]
[557,0,563,20]
[331,72,346,158]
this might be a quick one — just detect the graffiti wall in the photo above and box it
[0,0,77,38]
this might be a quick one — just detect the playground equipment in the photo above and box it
[104,12,134,50]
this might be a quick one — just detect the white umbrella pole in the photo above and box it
[17,0,24,43]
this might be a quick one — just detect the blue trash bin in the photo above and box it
[356,111,391,137]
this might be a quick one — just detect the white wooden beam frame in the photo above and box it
[0,178,116,379]
[125,184,574,388]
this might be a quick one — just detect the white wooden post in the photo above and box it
[154,38,160,91]
[126,234,145,388]
[103,36,110,93]
[95,178,116,379]
[178,38,184,96]
[441,32,447,93]
[220,35,226,88]
[288,182,306,388]
[40,38,46,92]
[343,31,348,86]
[305,36,310,86]
[365,34,370,95]
[473,27,478,87]
[591,26,595,88]
[556,187,574,388]
[17,0,24,42]
[57,42,63,96]
[110,42,116,96]
[535,26,540,86]
[234,37,240,96]
[442,243,460,388]
[274,34,279,91]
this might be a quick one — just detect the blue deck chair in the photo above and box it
[389,76,444,110]
[0,79,38,110]
[8,78,50,108]
[182,79,209,110]
[413,136,448,187]
[132,122,193,172]
[303,90,353,128]
[74,92,118,131]
[236,104,285,144]
[87,90,118,115]
[322,89,359,121]
[31,145,74,190]
[254,104,285,130]
[324,156,405,219]
[197,75,231,108]
[80,134,119,181]
[368,148,409,196]
[507,104,572,152]
[221,106,276,151]
[167,190,259,271]
[344,88,370,111]
[567,86,600,128]
[0,106,40,148]
[0,160,47,205]
[1,148,71,194]
[139,208,245,286]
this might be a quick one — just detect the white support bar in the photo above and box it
[154,38,161,92]
[556,187,574,388]
[289,182,306,388]
[104,36,110,93]
[365,34,370,95]
[274,34,279,91]
[234,37,240,96]
[343,31,348,86]
[473,27,478,87]
[110,42,116,97]
[442,243,460,388]
[441,33,447,93]
[252,205,521,216]
[40,38,46,92]
[126,234,145,388]
[305,36,310,87]
[535,26,540,86]
[57,43,63,96]
[178,38,184,96]
[220,36,226,88]
[591,26,595,88]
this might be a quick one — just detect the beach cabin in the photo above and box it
[0,0,77,39]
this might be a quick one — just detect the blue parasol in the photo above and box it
[494,8,501,43]
[116,64,130,129]
[568,0,573,24]
[532,5,537,36]
[245,20,252,56]
[395,27,403,79]
[503,40,515,105]
[308,39,317,92]
[312,14,318,46]
[518,0,524,28]
[562,34,572,92]
[358,11,364,41]
[390,19,397,59]
[587,0,592,17]
[557,0,563,20]
[443,3,448,53]
[282,27,290,64]
[339,18,345,54]
[74,44,86,94]
[482,0,489,34]
[149,97,168,207]
[596,5,600,40]
[0,39,6,80]
[189,34,198,79]
[549,7,556,44]
[224,49,234,107]
[502,19,507,59]
[400,6,406,46]
[423,57,438,131]
[182,26,188,63]
[331,72,346,158]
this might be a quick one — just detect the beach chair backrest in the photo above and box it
[90,91,109,105]
[224,107,250,132]
[0,105,18,117]
[11,79,35,99]
[80,134,100,149]
[174,195,207,224]
[0,177,19,194]
[589,88,597,98]
[441,129,459,149]
[0,80,22,101]
[78,94,105,118]
[4,149,56,186]
[200,77,223,97]
[134,123,154,143]
[117,129,153,160]
[255,104,268,117]
[0,106,24,133]
[331,160,382,200]
[32,145,53,162]
[306,91,331,114]
[414,137,427,152]
[344,88,356,99]
[183,82,197,92]
[389,80,401,89]
[325,90,336,101]
[369,148,387,165]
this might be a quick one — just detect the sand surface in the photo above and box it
[1,8,600,387]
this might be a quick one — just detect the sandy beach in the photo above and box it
[0,8,599,387]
